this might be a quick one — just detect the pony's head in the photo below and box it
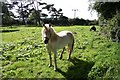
[42,23,54,44]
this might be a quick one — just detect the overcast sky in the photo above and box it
[43,0,98,20]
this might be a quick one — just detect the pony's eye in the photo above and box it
[44,37,49,40]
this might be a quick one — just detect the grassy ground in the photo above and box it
[0,26,120,79]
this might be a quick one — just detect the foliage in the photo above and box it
[0,26,120,79]
[42,18,98,26]
[90,2,120,19]
[2,0,63,26]
[11,0,47,25]
[12,0,34,25]
[2,2,15,26]
[89,1,120,42]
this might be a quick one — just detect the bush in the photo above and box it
[99,12,120,42]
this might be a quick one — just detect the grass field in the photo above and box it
[0,26,120,79]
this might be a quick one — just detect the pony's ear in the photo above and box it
[43,23,48,30]
[49,23,52,27]
[42,23,45,27]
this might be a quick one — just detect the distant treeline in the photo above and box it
[42,18,98,26]
[2,17,98,26]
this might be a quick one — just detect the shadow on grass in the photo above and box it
[0,30,19,33]
[58,57,94,80]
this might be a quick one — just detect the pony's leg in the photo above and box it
[67,43,74,60]
[60,47,65,59]
[67,39,74,60]
[67,48,72,60]
[48,50,52,67]
[53,51,57,71]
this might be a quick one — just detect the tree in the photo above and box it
[12,0,34,25]
[30,0,47,25]
[10,0,47,25]
[42,5,63,20]
[2,0,64,26]
[89,1,120,41]
[2,1,15,26]
[50,8,63,20]
[90,2,120,19]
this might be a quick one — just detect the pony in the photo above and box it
[41,24,74,71]
[90,25,96,31]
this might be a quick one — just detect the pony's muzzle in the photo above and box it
[44,37,49,44]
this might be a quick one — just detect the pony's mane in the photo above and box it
[49,27,56,34]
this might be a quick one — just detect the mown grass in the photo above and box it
[0,26,120,79]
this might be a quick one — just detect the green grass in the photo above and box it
[0,26,120,79]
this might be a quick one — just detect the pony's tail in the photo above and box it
[72,31,77,34]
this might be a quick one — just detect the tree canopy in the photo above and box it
[90,1,120,19]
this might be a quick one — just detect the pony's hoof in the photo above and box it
[59,55,63,59]
[59,56,62,60]
[54,68,57,71]
[48,64,52,67]
[67,58,71,61]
